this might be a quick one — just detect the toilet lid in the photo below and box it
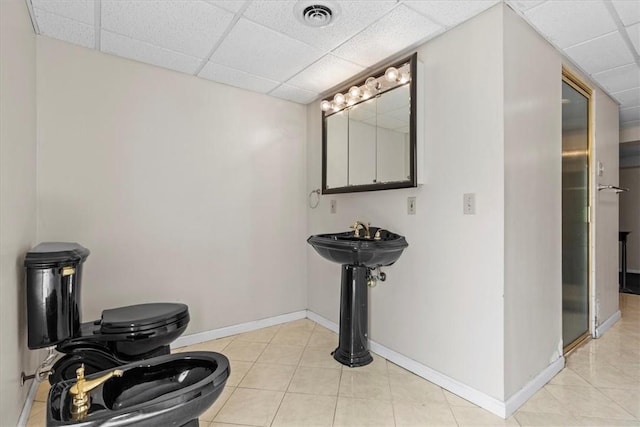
[100,303,189,334]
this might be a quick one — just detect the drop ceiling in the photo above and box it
[27,0,640,129]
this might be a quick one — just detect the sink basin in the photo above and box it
[307,227,408,267]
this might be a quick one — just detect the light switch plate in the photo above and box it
[330,199,337,214]
[408,197,416,215]
[463,193,475,215]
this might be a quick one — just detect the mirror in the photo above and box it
[322,53,417,194]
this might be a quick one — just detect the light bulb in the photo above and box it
[365,77,379,91]
[331,101,339,111]
[361,90,371,100]
[321,100,331,111]
[334,93,345,106]
[347,95,357,105]
[385,67,399,82]
[399,72,410,84]
[348,86,361,99]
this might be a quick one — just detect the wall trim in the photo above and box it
[17,377,39,427]
[171,310,307,349]
[504,356,565,417]
[307,310,565,419]
[595,310,621,338]
[621,268,640,274]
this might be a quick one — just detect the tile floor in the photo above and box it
[27,294,639,426]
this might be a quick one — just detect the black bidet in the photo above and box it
[47,351,230,427]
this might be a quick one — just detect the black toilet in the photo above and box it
[25,242,190,384]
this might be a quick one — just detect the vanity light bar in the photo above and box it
[321,63,411,114]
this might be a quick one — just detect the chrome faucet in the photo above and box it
[350,221,371,239]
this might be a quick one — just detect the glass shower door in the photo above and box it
[561,77,590,351]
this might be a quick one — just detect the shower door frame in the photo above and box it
[561,68,594,354]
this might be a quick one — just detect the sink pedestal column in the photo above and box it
[333,265,373,367]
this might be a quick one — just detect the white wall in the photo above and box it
[503,6,563,398]
[36,38,308,334]
[0,0,39,423]
[620,168,640,272]
[308,4,507,400]
[593,90,621,325]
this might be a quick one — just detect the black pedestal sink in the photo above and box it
[307,227,408,367]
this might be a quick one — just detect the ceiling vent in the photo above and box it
[295,1,340,28]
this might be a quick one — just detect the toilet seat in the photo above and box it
[100,303,189,335]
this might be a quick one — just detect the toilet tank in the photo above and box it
[24,242,90,349]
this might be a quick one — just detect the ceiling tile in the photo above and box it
[523,0,617,48]
[564,31,634,75]
[332,5,441,67]
[612,87,640,109]
[34,7,94,49]
[243,1,397,52]
[505,1,547,13]
[626,22,640,55]
[199,62,280,93]
[403,0,499,27]
[269,84,318,104]
[210,18,323,82]
[101,1,234,58]
[204,0,247,14]
[594,64,640,94]
[620,105,640,123]
[101,30,202,74]
[286,55,365,95]
[31,0,94,25]
[612,0,640,27]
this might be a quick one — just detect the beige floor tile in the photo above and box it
[239,363,296,391]
[549,367,592,387]
[257,343,305,366]
[443,389,477,408]
[307,328,339,347]
[271,328,312,346]
[394,402,458,426]
[180,337,234,353]
[199,386,236,422]
[545,384,636,420]
[280,318,316,332]
[299,344,342,370]
[570,359,640,390]
[234,325,281,343]
[576,416,640,426]
[222,341,267,362]
[209,423,256,427]
[450,406,520,426]
[214,388,284,427]
[598,387,640,418]
[387,360,414,376]
[26,402,46,427]
[334,396,395,427]
[271,393,337,427]
[516,387,566,415]
[35,381,51,402]
[514,411,583,426]
[226,360,253,387]
[389,372,447,406]
[288,366,342,396]
[339,370,392,401]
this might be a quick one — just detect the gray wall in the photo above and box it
[36,38,309,334]
[0,0,39,424]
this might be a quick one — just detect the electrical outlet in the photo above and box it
[407,197,416,215]
[330,199,337,214]
[463,193,475,215]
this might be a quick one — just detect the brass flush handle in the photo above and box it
[61,266,75,277]
[70,364,123,420]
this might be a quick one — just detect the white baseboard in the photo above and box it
[595,310,621,338]
[306,310,564,419]
[627,269,640,274]
[171,310,307,349]
[504,357,564,416]
[17,377,40,427]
